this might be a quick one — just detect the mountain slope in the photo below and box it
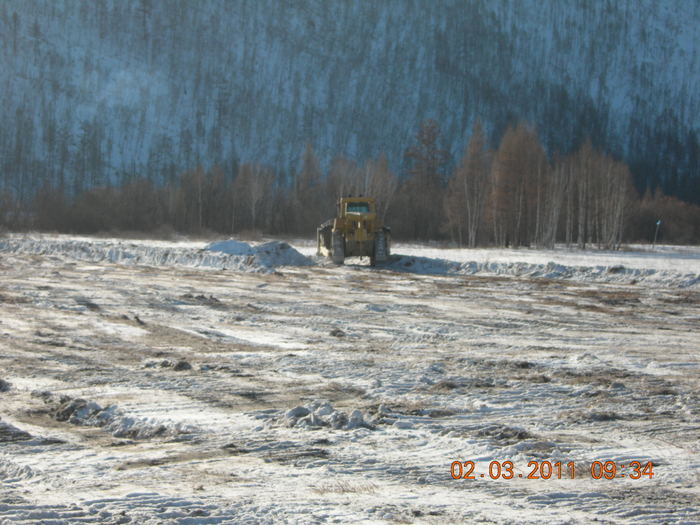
[1,0,699,202]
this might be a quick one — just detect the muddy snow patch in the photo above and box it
[475,423,534,445]
[281,400,374,430]
[385,255,460,275]
[0,420,32,443]
[39,393,197,440]
[144,358,193,371]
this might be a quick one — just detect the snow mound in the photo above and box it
[43,394,197,440]
[205,239,254,256]
[282,400,373,431]
[252,241,313,268]
[0,455,36,482]
[206,239,313,268]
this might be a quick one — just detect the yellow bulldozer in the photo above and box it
[317,197,391,266]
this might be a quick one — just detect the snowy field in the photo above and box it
[0,234,698,524]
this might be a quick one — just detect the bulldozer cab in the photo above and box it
[339,197,376,218]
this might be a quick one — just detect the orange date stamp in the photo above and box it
[450,460,654,480]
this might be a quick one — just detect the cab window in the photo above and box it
[346,202,370,213]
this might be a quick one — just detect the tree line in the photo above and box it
[2,119,698,246]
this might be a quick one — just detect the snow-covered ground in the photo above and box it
[0,234,698,523]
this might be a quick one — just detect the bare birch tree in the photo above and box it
[446,121,491,246]
[403,119,449,240]
[490,123,547,246]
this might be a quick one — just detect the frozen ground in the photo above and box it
[0,234,698,524]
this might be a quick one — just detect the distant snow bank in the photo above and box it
[384,254,700,288]
[0,236,313,272]
[380,243,700,287]
[392,243,700,273]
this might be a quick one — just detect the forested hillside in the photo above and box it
[1,0,699,242]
